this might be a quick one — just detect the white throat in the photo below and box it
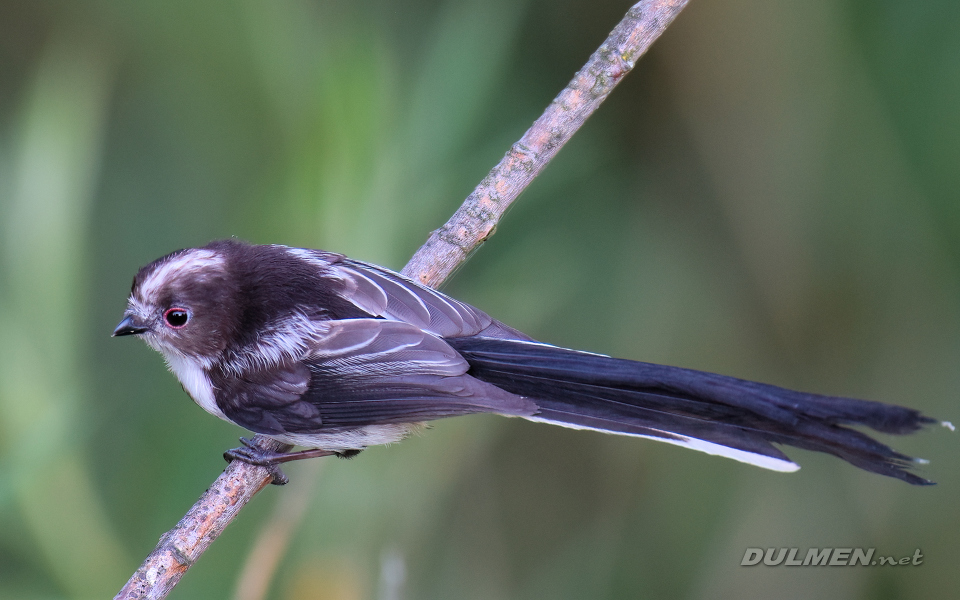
[160,350,226,420]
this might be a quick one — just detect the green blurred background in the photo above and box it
[1,0,958,598]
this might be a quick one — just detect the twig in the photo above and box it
[115,439,290,600]
[114,1,689,598]
[402,0,690,287]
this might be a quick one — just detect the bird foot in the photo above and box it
[223,438,353,485]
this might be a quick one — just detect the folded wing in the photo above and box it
[332,258,531,340]
[215,319,537,436]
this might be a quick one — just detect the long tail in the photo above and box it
[447,336,940,485]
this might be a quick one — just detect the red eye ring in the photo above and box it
[164,307,190,328]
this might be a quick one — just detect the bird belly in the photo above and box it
[269,423,425,451]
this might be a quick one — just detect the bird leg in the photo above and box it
[223,438,360,485]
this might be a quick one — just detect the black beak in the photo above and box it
[113,315,150,337]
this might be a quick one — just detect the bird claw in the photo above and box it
[223,438,347,485]
[223,441,291,485]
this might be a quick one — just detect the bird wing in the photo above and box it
[329,257,531,340]
[215,318,536,435]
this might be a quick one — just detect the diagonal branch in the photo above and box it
[114,1,690,598]
[402,0,689,287]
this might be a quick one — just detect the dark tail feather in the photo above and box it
[447,337,940,485]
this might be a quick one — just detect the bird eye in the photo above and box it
[164,308,189,328]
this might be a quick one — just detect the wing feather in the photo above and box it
[215,318,537,436]
[333,259,531,340]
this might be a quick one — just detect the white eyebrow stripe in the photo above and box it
[138,249,225,301]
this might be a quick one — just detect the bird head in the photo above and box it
[113,247,238,365]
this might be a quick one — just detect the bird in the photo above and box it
[113,239,945,485]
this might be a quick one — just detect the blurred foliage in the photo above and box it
[1,0,958,598]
